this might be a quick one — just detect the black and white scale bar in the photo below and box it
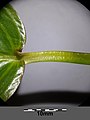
[24,108,67,112]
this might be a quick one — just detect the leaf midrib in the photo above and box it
[0,54,19,61]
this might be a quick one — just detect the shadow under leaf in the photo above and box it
[6,91,90,106]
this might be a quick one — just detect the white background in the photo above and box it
[11,0,90,95]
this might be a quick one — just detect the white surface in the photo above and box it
[11,0,90,94]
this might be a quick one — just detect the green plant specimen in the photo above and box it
[0,4,90,102]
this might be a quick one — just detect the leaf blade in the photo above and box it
[0,60,24,101]
[0,4,26,101]
[0,4,26,55]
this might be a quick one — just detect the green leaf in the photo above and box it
[0,4,26,101]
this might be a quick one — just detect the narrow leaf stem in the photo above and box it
[18,51,90,65]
